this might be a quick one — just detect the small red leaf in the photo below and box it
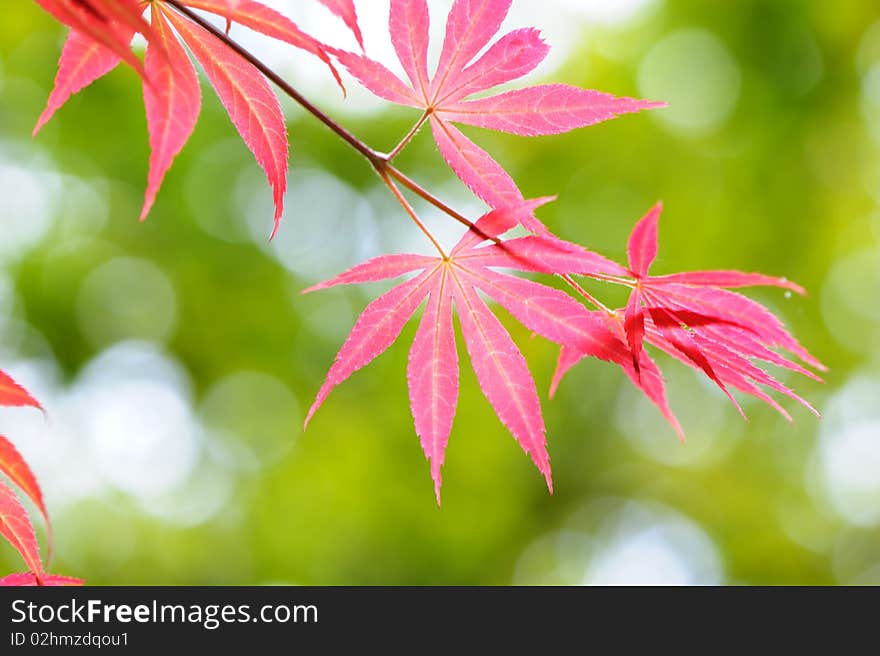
[337,0,662,211]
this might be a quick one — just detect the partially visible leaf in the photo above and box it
[0,482,42,582]
[652,271,806,294]
[0,573,82,587]
[0,436,50,546]
[435,28,548,105]
[550,322,685,442]
[302,254,436,293]
[624,286,645,373]
[459,236,628,278]
[0,371,42,411]
[451,198,556,253]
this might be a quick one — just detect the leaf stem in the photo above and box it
[379,171,448,259]
[561,275,615,315]
[589,273,635,286]
[386,110,431,162]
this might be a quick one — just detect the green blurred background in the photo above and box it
[1,0,879,585]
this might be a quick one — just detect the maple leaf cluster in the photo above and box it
[305,0,825,502]
[0,372,82,586]
[29,0,824,510]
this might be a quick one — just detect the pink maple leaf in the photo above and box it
[553,203,824,436]
[334,0,663,224]
[304,205,632,503]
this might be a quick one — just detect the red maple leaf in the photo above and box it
[0,370,54,582]
[333,0,663,230]
[32,0,350,235]
[553,203,824,436]
[304,204,631,503]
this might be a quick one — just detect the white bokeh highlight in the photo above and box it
[813,374,880,527]
[514,499,724,585]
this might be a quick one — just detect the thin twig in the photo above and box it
[379,172,448,259]
[561,275,615,315]
[386,110,431,162]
